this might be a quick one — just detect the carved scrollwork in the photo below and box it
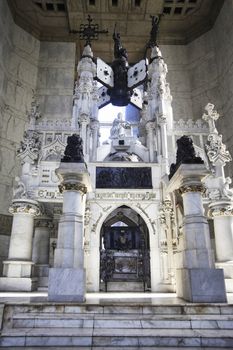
[58,183,87,194]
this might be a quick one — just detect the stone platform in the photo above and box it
[0,293,233,348]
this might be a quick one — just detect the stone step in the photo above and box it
[5,303,233,315]
[12,314,233,329]
[1,327,233,348]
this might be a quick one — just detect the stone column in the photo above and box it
[145,121,156,162]
[158,115,169,174]
[0,199,41,291]
[79,115,90,157]
[167,164,226,302]
[209,202,233,292]
[48,162,91,302]
[32,217,52,289]
[90,120,99,161]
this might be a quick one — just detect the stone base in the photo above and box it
[0,277,37,291]
[48,268,86,302]
[101,281,144,292]
[34,264,49,288]
[3,260,34,278]
[216,261,233,293]
[176,268,227,303]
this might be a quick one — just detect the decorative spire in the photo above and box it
[70,15,108,46]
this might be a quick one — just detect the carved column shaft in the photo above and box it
[209,204,233,262]
[167,164,226,302]
[8,200,40,261]
[145,122,155,162]
[32,218,52,265]
[48,162,91,302]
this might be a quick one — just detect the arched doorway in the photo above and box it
[100,205,150,292]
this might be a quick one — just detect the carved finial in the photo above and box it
[202,103,219,134]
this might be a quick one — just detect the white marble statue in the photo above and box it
[222,177,233,199]
[110,112,130,139]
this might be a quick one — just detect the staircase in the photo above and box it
[1,303,233,348]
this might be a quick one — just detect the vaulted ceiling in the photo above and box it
[8,0,224,62]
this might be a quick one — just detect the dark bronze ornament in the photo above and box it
[61,134,84,163]
[70,15,108,46]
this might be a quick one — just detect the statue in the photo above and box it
[144,14,162,57]
[169,135,204,179]
[61,134,84,163]
[110,112,130,139]
[110,26,130,106]
[13,177,27,199]
[222,177,233,200]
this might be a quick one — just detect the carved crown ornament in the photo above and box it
[205,133,232,165]
[9,200,41,216]
[17,130,41,165]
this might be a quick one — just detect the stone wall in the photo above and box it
[0,0,40,217]
[36,42,76,121]
[186,1,233,177]
[162,45,193,121]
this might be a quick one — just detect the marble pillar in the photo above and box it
[209,201,233,292]
[0,199,41,291]
[32,217,52,289]
[167,164,226,302]
[145,121,156,162]
[48,162,91,302]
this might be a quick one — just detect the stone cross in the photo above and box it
[70,15,108,46]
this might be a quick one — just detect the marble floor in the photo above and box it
[0,291,232,305]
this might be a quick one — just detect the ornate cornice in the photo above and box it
[179,184,206,195]
[9,200,41,216]
[58,183,87,194]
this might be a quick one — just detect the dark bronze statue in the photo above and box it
[169,135,204,179]
[61,134,84,163]
[109,25,131,106]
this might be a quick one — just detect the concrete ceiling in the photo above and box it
[8,0,224,63]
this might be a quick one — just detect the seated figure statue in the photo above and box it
[110,112,130,139]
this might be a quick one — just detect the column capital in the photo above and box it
[35,216,53,228]
[79,114,90,124]
[179,184,206,195]
[9,199,41,216]
[58,183,87,194]
[145,121,156,131]
[209,202,233,218]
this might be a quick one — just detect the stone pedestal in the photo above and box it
[167,164,226,302]
[32,217,52,289]
[48,162,91,302]
[209,200,233,292]
[0,199,40,291]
